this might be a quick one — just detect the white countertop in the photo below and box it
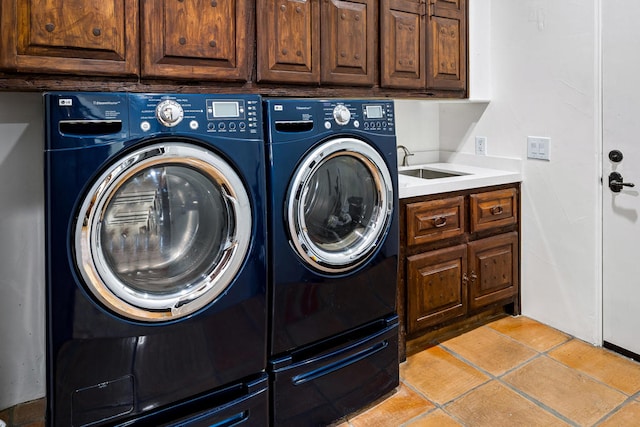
[398,162,522,199]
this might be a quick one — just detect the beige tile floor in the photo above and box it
[336,316,640,427]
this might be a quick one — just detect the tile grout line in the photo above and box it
[436,329,582,426]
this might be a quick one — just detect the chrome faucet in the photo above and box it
[397,145,414,167]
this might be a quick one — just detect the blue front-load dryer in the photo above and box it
[264,99,399,426]
[45,92,268,426]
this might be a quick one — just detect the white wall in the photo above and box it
[0,93,46,410]
[439,0,601,343]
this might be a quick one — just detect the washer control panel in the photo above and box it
[131,93,261,137]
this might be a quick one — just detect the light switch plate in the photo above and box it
[527,136,550,160]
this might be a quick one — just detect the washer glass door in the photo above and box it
[75,142,252,322]
[287,138,394,273]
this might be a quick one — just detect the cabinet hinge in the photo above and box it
[419,1,427,17]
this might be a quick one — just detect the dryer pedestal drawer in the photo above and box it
[270,317,399,426]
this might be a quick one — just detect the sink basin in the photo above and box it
[399,168,467,179]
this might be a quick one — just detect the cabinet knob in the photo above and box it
[45,23,55,32]
[209,40,217,48]
[211,0,217,6]
[179,37,186,45]
[92,28,101,37]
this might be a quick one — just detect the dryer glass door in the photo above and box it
[287,138,394,274]
[75,142,252,322]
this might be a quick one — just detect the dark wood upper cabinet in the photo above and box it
[0,0,139,75]
[427,0,466,90]
[141,0,252,81]
[380,0,426,89]
[0,0,466,96]
[321,0,376,86]
[257,0,320,84]
[257,0,376,86]
[381,0,466,92]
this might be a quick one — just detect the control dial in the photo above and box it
[156,99,184,127]
[333,104,351,126]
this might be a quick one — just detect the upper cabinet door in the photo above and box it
[257,0,320,84]
[0,0,139,75]
[141,0,252,81]
[427,0,466,91]
[321,0,376,86]
[380,0,426,89]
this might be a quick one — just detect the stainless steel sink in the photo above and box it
[398,168,467,179]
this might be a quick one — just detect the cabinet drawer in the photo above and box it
[406,196,464,246]
[470,188,517,233]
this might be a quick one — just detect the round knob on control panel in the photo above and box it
[156,99,184,127]
[333,104,351,126]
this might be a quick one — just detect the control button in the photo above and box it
[155,99,184,127]
[239,122,246,130]
[140,121,151,132]
[353,120,360,128]
[219,122,226,129]
[189,120,199,130]
[324,121,332,129]
[229,122,236,130]
[208,123,215,130]
[333,104,351,125]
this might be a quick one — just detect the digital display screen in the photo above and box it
[366,105,384,119]
[212,102,240,118]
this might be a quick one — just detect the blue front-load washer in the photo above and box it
[45,92,268,426]
[264,99,400,426]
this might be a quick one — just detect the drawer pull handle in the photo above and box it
[433,216,447,227]
[490,205,503,215]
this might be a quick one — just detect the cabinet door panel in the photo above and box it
[407,245,467,333]
[1,0,138,75]
[257,0,320,83]
[380,0,425,88]
[427,0,466,90]
[468,232,519,310]
[321,0,375,86]
[142,0,251,80]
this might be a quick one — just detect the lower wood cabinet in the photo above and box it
[407,244,468,333]
[399,184,521,358]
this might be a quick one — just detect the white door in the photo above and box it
[602,0,640,356]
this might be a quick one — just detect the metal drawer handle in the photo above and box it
[490,205,503,215]
[433,216,447,227]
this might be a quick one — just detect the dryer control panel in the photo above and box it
[131,93,261,138]
[267,99,395,137]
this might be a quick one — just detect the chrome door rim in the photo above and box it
[74,142,252,322]
[287,137,394,273]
